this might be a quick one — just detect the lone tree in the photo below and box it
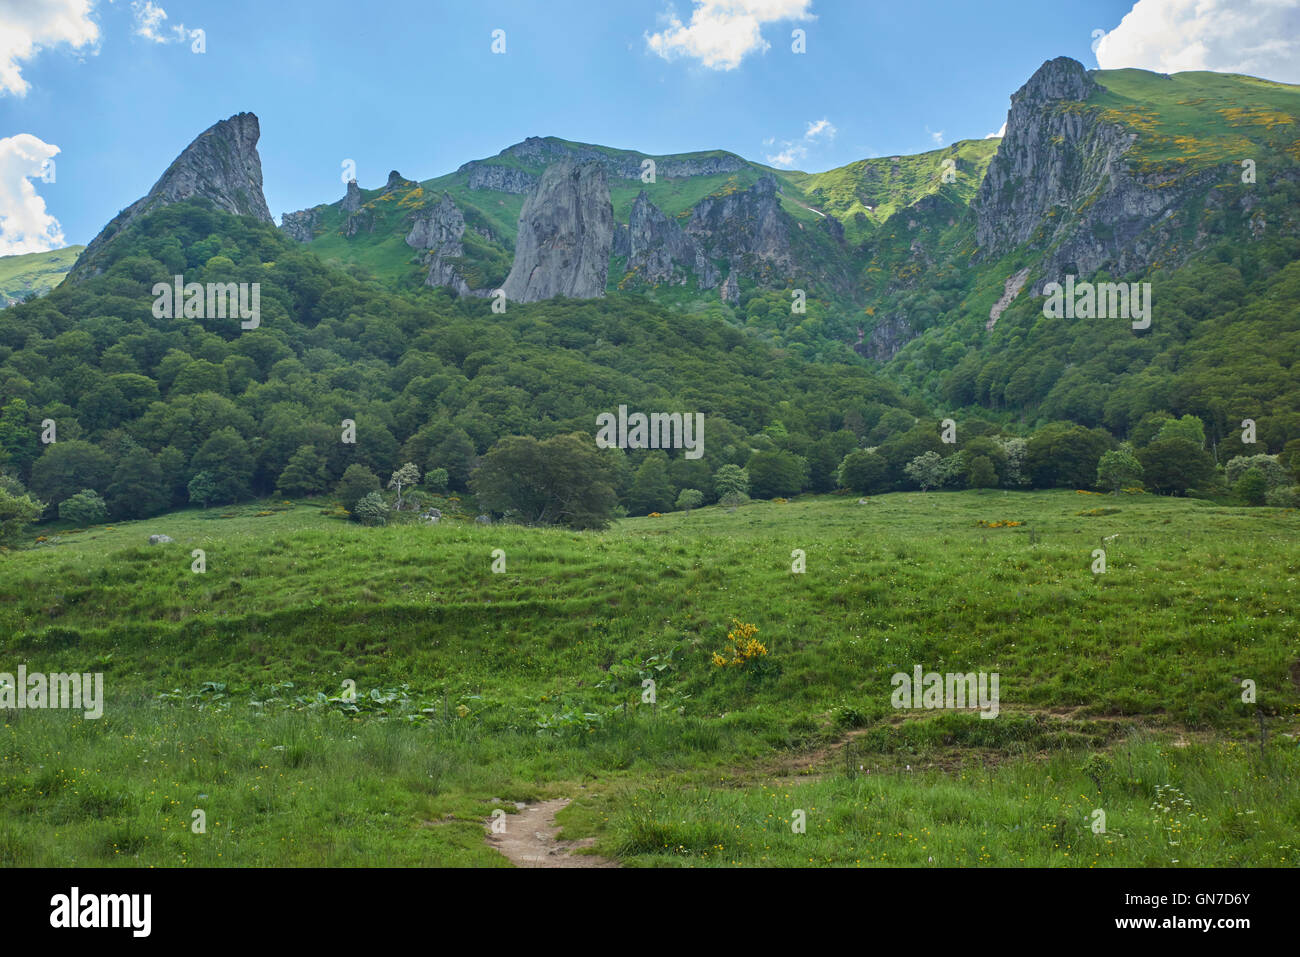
[388,462,421,510]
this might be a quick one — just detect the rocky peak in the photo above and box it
[341,179,362,213]
[384,170,414,192]
[617,191,718,289]
[501,161,613,302]
[68,111,272,280]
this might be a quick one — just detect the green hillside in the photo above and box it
[0,246,84,307]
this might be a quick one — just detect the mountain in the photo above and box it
[0,246,84,307]
[66,112,272,282]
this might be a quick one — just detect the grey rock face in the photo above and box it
[341,179,363,213]
[687,174,793,273]
[502,161,613,302]
[462,162,538,194]
[620,191,718,289]
[69,112,273,281]
[720,269,740,305]
[280,207,320,242]
[974,56,1220,290]
[406,193,475,296]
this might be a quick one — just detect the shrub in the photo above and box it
[352,491,390,526]
[1264,485,1300,508]
[58,489,108,525]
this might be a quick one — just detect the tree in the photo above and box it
[353,491,390,526]
[278,445,328,497]
[0,399,38,478]
[628,453,674,515]
[470,433,618,529]
[1154,414,1207,448]
[713,464,749,504]
[1137,438,1215,495]
[388,462,421,510]
[29,440,113,508]
[747,450,807,499]
[336,464,380,510]
[837,449,889,493]
[966,455,998,489]
[426,467,449,494]
[0,485,44,544]
[675,488,704,513]
[1026,424,1113,488]
[190,427,253,504]
[59,489,108,525]
[187,471,219,508]
[1234,468,1267,506]
[106,448,169,519]
[904,451,945,491]
[1097,447,1144,494]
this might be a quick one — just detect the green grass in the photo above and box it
[2,490,1297,865]
[0,246,84,306]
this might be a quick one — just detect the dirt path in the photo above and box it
[484,798,618,868]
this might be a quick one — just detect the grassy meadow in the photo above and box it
[1,490,1297,866]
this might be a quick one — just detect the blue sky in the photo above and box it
[2,0,1298,251]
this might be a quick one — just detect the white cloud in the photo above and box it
[0,134,65,255]
[766,143,807,167]
[985,121,1007,139]
[928,127,945,146]
[804,117,836,140]
[130,1,190,44]
[765,115,836,167]
[0,0,100,97]
[1095,0,1300,84]
[646,0,814,71]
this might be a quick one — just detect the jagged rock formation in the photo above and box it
[974,56,1221,290]
[340,179,362,213]
[69,112,272,280]
[687,174,794,273]
[405,193,477,296]
[501,161,613,302]
[280,207,319,242]
[615,191,718,289]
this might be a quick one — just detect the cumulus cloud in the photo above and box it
[646,0,814,71]
[1095,0,1300,84]
[985,121,1007,139]
[0,0,100,97]
[928,127,945,147]
[0,134,65,255]
[765,115,837,167]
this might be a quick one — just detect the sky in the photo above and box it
[2,0,1299,253]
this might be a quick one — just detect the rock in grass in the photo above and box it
[148,534,173,544]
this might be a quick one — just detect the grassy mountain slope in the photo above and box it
[0,247,85,307]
